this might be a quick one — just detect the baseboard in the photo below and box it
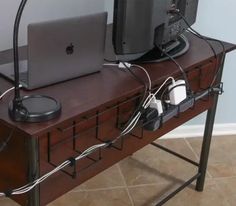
[162,123,236,139]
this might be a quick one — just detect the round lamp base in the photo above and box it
[9,95,61,123]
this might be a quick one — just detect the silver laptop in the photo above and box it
[0,12,107,90]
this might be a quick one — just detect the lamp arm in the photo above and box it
[13,0,28,104]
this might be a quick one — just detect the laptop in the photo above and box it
[0,12,107,90]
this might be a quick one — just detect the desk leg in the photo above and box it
[28,138,40,206]
[196,55,225,192]
[195,103,217,191]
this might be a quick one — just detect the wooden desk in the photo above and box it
[0,33,235,206]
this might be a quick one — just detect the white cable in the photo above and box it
[122,113,142,136]
[15,161,70,189]
[0,76,175,197]
[75,143,107,161]
[0,85,23,100]
[121,112,141,135]
[131,64,152,91]
[0,87,14,99]
[103,62,152,92]
[12,160,70,195]
[13,143,108,194]
[103,63,119,67]
[122,76,174,135]
[153,77,175,96]
[9,143,104,195]
[122,76,175,136]
[144,77,175,109]
[142,92,155,108]
[2,142,106,196]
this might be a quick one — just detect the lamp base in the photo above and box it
[9,95,61,123]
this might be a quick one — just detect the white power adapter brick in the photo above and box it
[149,97,163,115]
[168,80,187,105]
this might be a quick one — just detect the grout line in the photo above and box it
[117,164,135,206]
[71,174,236,193]
[71,180,199,193]
[183,138,200,161]
[71,185,127,193]
[184,138,213,179]
[126,182,175,189]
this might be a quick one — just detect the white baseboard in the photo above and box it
[162,123,236,139]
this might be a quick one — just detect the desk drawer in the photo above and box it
[187,60,217,92]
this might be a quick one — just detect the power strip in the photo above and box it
[142,86,223,131]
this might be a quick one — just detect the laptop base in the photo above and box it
[9,95,61,123]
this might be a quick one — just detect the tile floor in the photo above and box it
[1,135,236,206]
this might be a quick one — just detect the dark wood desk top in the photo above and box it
[0,33,235,137]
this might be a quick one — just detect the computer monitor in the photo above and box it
[112,0,199,62]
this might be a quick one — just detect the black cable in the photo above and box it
[177,11,226,87]
[177,12,217,58]
[203,37,226,87]
[187,29,226,86]
[156,44,192,95]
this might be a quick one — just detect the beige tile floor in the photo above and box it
[1,135,236,206]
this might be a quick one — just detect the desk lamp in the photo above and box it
[9,0,61,122]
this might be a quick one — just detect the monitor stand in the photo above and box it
[132,34,190,63]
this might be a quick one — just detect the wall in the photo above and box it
[104,0,114,23]
[0,0,105,50]
[104,0,236,127]
[188,0,236,126]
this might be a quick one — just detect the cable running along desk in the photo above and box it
[0,33,235,206]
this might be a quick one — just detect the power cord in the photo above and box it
[104,62,152,91]
[187,29,226,87]
[174,10,226,87]
[0,85,23,100]
[117,62,150,131]
[0,75,175,197]
[170,10,217,58]
[155,45,192,95]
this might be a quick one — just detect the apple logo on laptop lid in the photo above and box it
[66,43,74,55]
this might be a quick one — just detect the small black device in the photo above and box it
[112,0,199,61]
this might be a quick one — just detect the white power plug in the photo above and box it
[149,97,163,115]
[168,80,187,105]
[118,62,131,69]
